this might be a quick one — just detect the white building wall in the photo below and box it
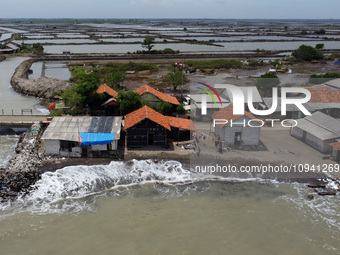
[242,126,260,145]
[305,133,324,153]
[291,127,304,139]
[111,141,118,150]
[214,116,261,145]
[44,140,60,156]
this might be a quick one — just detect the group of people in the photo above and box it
[192,132,224,155]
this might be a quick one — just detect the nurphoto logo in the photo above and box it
[200,84,312,116]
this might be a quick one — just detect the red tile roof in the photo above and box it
[211,104,259,127]
[125,106,171,130]
[330,142,340,150]
[167,116,196,131]
[96,84,119,98]
[306,88,340,103]
[134,85,180,105]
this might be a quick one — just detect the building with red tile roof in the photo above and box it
[134,85,180,105]
[124,106,195,148]
[167,116,196,131]
[211,104,260,127]
[211,104,261,146]
[307,87,340,103]
[125,106,171,131]
[96,84,119,98]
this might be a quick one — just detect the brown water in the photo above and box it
[0,160,339,255]
[0,57,48,115]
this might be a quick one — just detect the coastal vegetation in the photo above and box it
[309,73,340,84]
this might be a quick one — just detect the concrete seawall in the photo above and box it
[10,58,72,99]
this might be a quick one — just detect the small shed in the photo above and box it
[211,104,261,146]
[41,116,122,157]
[291,111,340,153]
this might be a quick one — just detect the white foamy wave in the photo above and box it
[0,135,19,168]
[280,184,340,247]
[33,104,50,115]
[2,159,262,214]
[13,160,194,214]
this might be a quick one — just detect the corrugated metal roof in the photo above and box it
[325,78,340,89]
[305,111,340,134]
[294,111,340,140]
[41,116,122,142]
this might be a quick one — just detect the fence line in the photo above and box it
[1,109,33,116]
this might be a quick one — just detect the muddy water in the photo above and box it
[0,57,47,115]
[0,160,338,255]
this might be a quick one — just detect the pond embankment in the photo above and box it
[11,58,72,99]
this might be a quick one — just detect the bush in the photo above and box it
[185,59,243,69]
[292,45,324,61]
[49,108,63,117]
[315,28,326,35]
[156,102,172,116]
[117,91,142,115]
[309,73,340,84]
[176,104,186,115]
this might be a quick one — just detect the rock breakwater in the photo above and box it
[11,58,72,99]
[0,123,44,201]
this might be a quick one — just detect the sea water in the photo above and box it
[0,160,338,255]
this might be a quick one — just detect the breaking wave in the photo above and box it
[0,135,19,169]
[1,160,259,214]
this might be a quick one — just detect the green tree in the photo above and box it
[292,45,324,61]
[176,104,186,115]
[62,70,100,115]
[256,72,280,97]
[32,43,44,54]
[315,28,326,35]
[142,36,155,53]
[166,67,188,91]
[105,70,125,89]
[117,91,142,115]
[62,87,83,115]
[156,102,172,116]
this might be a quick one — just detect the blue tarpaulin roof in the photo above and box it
[79,132,115,146]
[335,61,340,64]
